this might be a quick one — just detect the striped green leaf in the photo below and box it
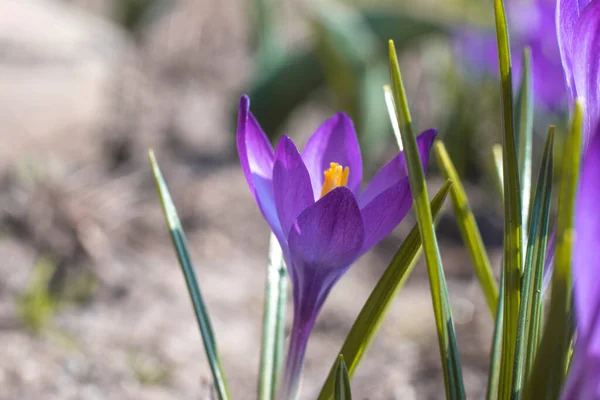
[334,355,352,400]
[149,150,231,400]
[525,101,583,400]
[491,0,524,397]
[389,40,464,399]
[511,126,554,398]
[258,234,288,400]
[514,48,534,235]
[486,272,505,400]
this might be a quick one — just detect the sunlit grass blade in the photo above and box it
[511,127,554,399]
[491,0,523,397]
[383,84,403,150]
[334,355,352,400]
[492,144,504,197]
[258,233,288,400]
[434,140,498,316]
[486,272,505,400]
[525,126,555,374]
[524,101,583,400]
[317,180,452,400]
[514,48,533,235]
[389,40,464,399]
[149,150,231,400]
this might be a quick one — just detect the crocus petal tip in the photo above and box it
[240,94,250,108]
[421,128,438,140]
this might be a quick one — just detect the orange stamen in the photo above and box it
[320,162,350,197]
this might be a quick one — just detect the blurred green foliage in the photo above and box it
[17,257,58,334]
[113,0,172,41]
[244,1,449,163]
[129,350,173,386]
[17,256,98,334]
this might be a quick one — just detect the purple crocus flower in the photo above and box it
[236,95,436,399]
[456,0,566,110]
[555,0,600,398]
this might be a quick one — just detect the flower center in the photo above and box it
[320,162,349,197]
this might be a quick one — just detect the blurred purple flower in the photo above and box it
[455,0,566,110]
[236,95,436,399]
[556,0,600,398]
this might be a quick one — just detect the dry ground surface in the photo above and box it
[0,1,504,399]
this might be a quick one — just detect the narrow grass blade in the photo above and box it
[511,127,554,399]
[486,272,505,400]
[525,126,555,374]
[514,48,533,235]
[524,101,583,400]
[434,140,498,315]
[383,84,403,150]
[389,40,464,399]
[273,256,287,394]
[334,355,352,400]
[317,181,452,400]
[492,144,504,197]
[258,233,288,400]
[491,0,524,397]
[149,150,231,400]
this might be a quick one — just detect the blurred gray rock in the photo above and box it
[0,0,132,170]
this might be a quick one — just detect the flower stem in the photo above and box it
[279,286,323,400]
[279,318,311,400]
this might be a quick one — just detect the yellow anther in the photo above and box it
[320,162,350,197]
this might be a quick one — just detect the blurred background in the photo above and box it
[0,0,564,398]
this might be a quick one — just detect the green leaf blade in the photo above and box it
[511,126,554,398]
[258,234,288,400]
[434,140,498,315]
[486,273,505,400]
[491,0,524,397]
[525,101,583,400]
[389,40,465,400]
[149,150,231,400]
[514,47,534,235]
[317,181,452,400]
[334,356,352,400]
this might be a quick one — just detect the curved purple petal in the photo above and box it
[360,177,413,253]
[573,130,600,341]
[572,0,600,148]
[301,113,363,198]
[359,129,436,208]
[556,0,592,103]
[236,95,284,242]
[273,135,315,244]
[288,187,364,289]
[280,188,363,399]
[563,317,600,398]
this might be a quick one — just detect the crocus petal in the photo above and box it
[563,318,600,399]
[236,95,284,242]
[288,187,365,291]
[573,130,600,339]
[572,0,600,147]
[301,113,363,198]
[273,135,315,246]
[359,128,437,208]
[360,177,412,253]
[556,0,592,103]
[280,187,364,400]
